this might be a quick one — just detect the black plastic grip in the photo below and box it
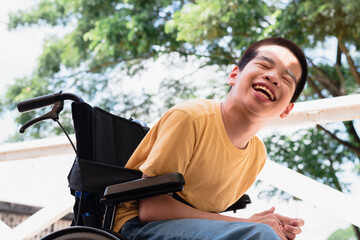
[17,92,62,113]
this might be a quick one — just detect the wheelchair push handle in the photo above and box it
[17,91,84,134]
[17,91,84,113]
[17,92,61,113]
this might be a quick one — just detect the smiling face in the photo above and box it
[228,45,302,120]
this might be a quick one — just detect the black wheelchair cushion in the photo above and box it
[68,158,142,194]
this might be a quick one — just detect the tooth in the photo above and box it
[258,91,269,100]
[262,86,274,100]
[254,85,274,101]
[260,92,269,100]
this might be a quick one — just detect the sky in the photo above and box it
[0,0,69,141]
[0,0,49,90]
[0,1,359,239]
[0,1,39,140]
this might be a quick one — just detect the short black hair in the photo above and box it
[237,37,308,103]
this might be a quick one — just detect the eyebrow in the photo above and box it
[285,68,297,84]
[257,55,297,84]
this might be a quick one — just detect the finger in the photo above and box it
[284,224,302,235]
[275,218,283,227]
[275,214,305,227]
[290,218,305,227]
[264,207,276,215]
[274,213,290,224]
[255,207,275,216]
[275,225,288,240]
[283,227,296,240]
[270,221,288,240]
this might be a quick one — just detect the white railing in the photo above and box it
[264,94,360,129]
[0,94,359,239]
[262,94,360,227]
[0,136,76,240]
[0,135,75,163]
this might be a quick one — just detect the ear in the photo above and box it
[280,103,294,119]
[227,66,239,86]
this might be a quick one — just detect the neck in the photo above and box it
[220,99,267,149]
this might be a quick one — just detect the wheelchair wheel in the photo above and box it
[41,226,126,240]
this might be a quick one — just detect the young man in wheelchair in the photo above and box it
[114,37,308,240]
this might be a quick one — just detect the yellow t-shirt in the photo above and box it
[113,99,266,232]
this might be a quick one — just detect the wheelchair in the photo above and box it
[17,91,251,240]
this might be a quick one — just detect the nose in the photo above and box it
[264,72,280,87]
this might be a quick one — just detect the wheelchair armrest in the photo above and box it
[100,173,185,206]
[223,194,251,213]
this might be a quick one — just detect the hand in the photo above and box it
[275,213,304,240]
[248,207,287,240]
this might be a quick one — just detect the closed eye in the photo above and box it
[257,63,270,69]
[282,75,294,87]
[256,56,275,69]
[282,77,290,84]
[282,76,290,83]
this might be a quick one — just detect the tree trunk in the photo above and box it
[353,225,360,240]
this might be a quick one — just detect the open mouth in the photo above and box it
[253,84,276,101]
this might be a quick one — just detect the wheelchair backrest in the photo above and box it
[68,102,149,227]
[72,102,149,166]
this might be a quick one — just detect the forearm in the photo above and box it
[139,172,247,224]
[138,193,245,224]
[138,194,303,240]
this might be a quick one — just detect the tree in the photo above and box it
[264,0,360,237]
[2,0,360,235]
[327,225,357,240]
[2,0,270,140]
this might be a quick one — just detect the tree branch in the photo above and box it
[336,42,342,66]
[314,75,342,97]
[325,152,343,191]
[343,121,360,147]
[307,58,342,96]
[334,64,346,95]
[88,60,122,73]
[307,76,325,98]
[338,41,360,87]
[316,125,360,157]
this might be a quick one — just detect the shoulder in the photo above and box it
[169,99,219,120]
[250,136,267,156]
[249,136,267,172]
[150,99,220,136]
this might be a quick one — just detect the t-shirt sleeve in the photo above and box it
[139,109,196,177]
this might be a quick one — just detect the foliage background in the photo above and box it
[1,0,359,239]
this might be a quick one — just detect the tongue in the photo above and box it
[255,89,271,100]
